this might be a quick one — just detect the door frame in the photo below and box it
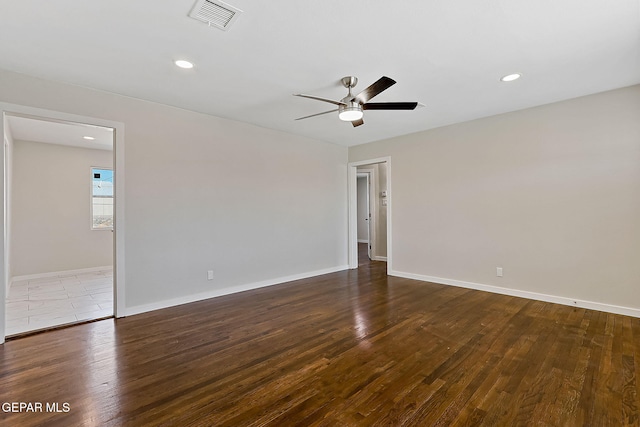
[348,157,392,271]
[0,103,126,344]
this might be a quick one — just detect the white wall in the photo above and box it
[350,85,640,314]
[11,140,113,276]
[0,69,348,313]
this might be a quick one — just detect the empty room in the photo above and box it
[1,1,639,426]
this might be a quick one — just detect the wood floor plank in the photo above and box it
[2,247,639,426]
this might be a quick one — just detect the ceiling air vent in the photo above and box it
[189,0,242,31]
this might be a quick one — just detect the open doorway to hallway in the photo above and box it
[348,157,391,271]
[4,115,114,336]
[357,172,371,260]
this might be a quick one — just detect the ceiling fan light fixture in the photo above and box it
[338,105,363,122]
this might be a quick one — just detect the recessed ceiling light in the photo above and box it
[83,136,95,140]
[501,73,522,82]
[174,60,194,69]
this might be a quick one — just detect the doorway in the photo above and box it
[348,157,391,271]
[356,172,371,259]
[1,104,125,343]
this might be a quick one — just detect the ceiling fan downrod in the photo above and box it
[338,76,363,121]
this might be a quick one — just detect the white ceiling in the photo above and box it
[6,115,113,151]
[0,0,638,147]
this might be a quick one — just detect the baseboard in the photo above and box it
[11,266,113,283]
[389,269,640,319]
[372,256,387,262]
[357,239,369,244]
[125,265,350,317]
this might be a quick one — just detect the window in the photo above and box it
[92,168,113,230]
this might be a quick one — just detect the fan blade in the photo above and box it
[294,94,347,106]
[352,118,364,127]
[353,76,396,104]
[363,102,418,110]
[295,109,338,121]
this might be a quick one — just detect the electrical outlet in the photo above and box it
[496,267,503,277]
[207,270,214,280]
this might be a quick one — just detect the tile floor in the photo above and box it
[5,268,113,336]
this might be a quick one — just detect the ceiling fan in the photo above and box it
[294,76,419,127]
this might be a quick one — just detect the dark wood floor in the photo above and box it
[2,244,639,426]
